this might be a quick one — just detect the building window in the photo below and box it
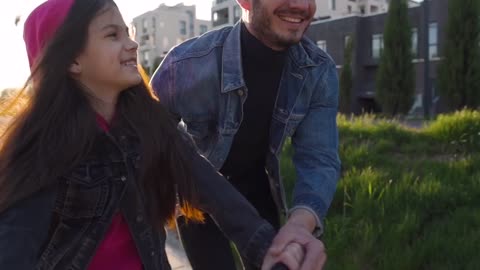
[199,25,208,35]
[344,35,352,48]
[348,5,352,13]
[179,20,187,35]
[142,19,147,33]
[411,27,418,56]
[360,5,365,14]
[330,0,336,10]
[234,5,241,22]
[213,7,229,27]
[370,5,378,13]
[142,50,150,67]
[187,11,195,37]
[152,17,156,29]
[140,34,150,46]
[372,34,384,59]
[429,22,438,59]
[316,40,327,52]
[163,37,169,51]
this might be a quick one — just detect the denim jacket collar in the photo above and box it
[289,37,320,68]
[221,22,245,93]
[221,21,319,94]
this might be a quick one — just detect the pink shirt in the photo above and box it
[88,213,143,270]
[88,115,143,270]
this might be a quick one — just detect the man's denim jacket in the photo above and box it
[0,124,276,269]
[151,22,341,234]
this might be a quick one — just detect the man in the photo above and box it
[151,0,340,269]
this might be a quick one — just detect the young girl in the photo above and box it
[0,0,303,269]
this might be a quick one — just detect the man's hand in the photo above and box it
[287,208,318,233]
[262,209,327,270]
[262,241,304,270]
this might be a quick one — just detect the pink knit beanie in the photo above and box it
[23,0,75,69]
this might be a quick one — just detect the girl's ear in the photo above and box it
[69,60,82,74]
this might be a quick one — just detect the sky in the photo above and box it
[0,0,212,90]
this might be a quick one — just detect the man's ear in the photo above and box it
[69,60,82,74]
[236,0,252,11]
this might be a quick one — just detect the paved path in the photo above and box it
[165,228,192,270]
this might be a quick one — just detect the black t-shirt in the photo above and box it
[219,23,286,199]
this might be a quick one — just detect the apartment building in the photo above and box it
[316,0,390,19]
[306,0,447,114]
[211,0,392,29]
[211,0,241,28]
[133,4,211,70]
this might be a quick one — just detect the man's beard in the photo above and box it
[250,0,309,49]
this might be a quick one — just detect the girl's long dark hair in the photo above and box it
[0,0,202,226]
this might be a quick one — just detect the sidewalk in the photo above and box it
[165,229,192,270]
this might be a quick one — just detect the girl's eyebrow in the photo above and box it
[101,24,126,31]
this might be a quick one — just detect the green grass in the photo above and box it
[281,110,480,270]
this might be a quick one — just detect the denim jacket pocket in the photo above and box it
[57,163,109,219]
[273,107,306,137]
[286,112,306,137]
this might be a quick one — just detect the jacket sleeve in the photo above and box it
[181,132,276,268]
[0,187,57,269]
[150,52,181,122]
[289,60,341,233]
[152,51,276,267]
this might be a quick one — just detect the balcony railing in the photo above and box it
[212,0,231,7]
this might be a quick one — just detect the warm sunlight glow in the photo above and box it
[0,0,211,90]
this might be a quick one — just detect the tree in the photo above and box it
[438,0,480,110]
[15,15,21,26]
[376,0,415,116]
[339,37,354,114]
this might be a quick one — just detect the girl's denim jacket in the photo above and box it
[0,125,276,269]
